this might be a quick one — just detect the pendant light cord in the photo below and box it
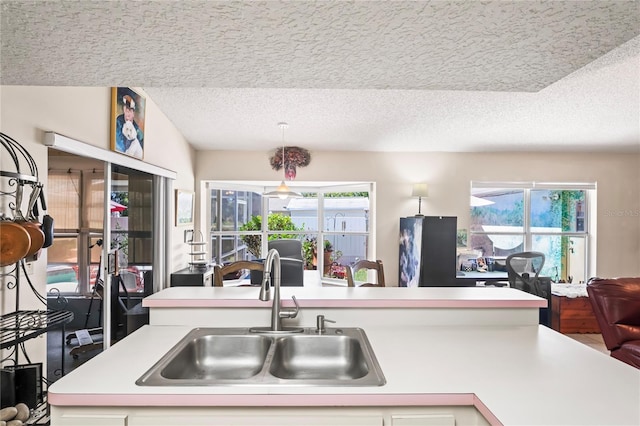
[278,122,288,178]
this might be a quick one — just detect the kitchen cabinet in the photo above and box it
[53,406,488,426]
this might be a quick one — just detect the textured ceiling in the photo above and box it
[1,1,639,152]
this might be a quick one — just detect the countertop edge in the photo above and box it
[48,391,479,408]
[143,299,545,308]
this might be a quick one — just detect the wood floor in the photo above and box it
[566,333,608,355]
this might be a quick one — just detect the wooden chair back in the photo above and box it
[214,261,264,287]
[346,259,385,287]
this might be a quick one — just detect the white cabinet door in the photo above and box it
[390,414,456,426]
[131,414,383,426]
[57,414,127,426]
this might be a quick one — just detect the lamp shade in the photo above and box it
[263,122,302,199]
[264,180,302,199]
[411,183,429,198]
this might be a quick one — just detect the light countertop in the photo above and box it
[48,323,640,425]
[142,286,547,308]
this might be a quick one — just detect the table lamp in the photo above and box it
[411,183,429,216]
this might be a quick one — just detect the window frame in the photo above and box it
[47,169,105,296]
[206,181,375,285]
[470,181,595,283]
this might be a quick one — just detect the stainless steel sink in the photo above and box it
[136,327,385,387]
[161,334,271,380]
[269,335,370,380]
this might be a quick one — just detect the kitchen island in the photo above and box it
[48,287,640,425]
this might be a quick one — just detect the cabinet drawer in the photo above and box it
[59,414,127,426]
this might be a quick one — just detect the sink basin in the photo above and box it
[136,327,385,387]
[270,335,369,380]
[161,334,271,380]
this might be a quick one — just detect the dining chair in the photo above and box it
[213,261,264,287]
[346,259,385,287]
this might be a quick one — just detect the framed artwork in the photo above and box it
[175,190,194,226]
[111,87,146,160]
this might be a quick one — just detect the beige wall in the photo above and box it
[0,86,195,364]
[1,84,638,365]
[195,150,640,284]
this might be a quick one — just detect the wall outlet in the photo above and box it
[25,261,35,275]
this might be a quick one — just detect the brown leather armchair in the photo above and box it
[587,277,640,369]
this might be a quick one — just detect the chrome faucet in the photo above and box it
[259,248,300,332]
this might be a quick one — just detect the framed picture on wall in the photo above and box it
[110,87,146,160]
[175,190,194,226]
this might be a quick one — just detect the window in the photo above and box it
[47,169,104,295]
[207,182,373,284]
[110,165,154,295]
[47,166,156,298]
[470,182,594,284]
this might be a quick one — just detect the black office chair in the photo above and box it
[506,251,551,326]
[506,251,546,298]
[266,239,304,286]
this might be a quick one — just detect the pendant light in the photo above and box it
[264,122,302,199]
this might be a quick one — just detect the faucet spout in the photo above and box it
[260,248,300,332]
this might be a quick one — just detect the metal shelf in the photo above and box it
[0,170,37,183]
[0,310,74,350]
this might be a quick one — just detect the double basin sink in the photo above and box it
[136,327,385,387]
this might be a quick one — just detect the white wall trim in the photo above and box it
[44,132,177,179]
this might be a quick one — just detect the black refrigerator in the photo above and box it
[399,216,459,287]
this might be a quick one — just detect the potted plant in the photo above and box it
[302,237,338,274]
[302,237,315,270]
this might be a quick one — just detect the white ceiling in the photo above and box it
[1,1,639,153]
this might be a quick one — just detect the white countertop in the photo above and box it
[143,286,547,309]
[48,323,640,425]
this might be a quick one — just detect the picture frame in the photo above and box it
[175,190,194,226]
[110,87,146,160]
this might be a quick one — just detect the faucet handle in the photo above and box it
[279,295,300,319]
[316,314,336,334]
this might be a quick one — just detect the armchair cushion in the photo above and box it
[616,341,640,369]
[587,277,640,369]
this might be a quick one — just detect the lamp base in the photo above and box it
[414,214,425,217]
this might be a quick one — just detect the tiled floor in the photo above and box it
[565,333,608,354]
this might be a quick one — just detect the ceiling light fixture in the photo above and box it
[264,122,302,200]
